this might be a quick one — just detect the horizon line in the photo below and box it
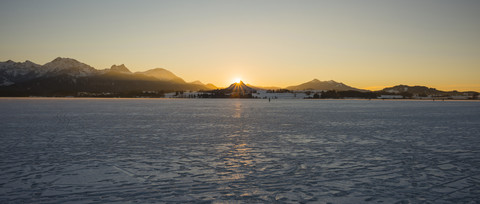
[1,57,479,93]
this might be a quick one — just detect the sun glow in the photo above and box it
[234,78,241,83]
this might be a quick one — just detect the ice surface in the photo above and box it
[0,98,479,203]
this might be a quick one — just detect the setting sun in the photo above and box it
[234,78,241,83]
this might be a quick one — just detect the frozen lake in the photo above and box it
[1,98,479,203]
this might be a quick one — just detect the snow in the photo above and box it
[386,89,400,94]
[0,58,98,84]
[0,60,44,86]
[42,57,97,77]
[0,79,14,86]
[0,99,479,203]
[0,60,42,77]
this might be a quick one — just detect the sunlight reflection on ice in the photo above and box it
[0,99,479,203]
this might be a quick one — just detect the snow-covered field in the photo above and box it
[0,98,479,203]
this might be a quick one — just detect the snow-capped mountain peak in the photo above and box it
[0,60,41,69]
[44,57,90,69]
[43,57,97,77]
[0,60,43,86]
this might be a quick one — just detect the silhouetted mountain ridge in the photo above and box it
[379,85,478,96]
[109,64,131,73]
[286,79,367,92]
[223,81,256,93]
[1,58,478,97]
[139,68,186,83]
[0,58,216,96]
[381,85,442,94]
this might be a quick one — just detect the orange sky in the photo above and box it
[1,1,479,91]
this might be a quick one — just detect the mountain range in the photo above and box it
[286,79,367,92]
[0,57,214,96]
[379,85,478,96]
[0,57,477,97]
